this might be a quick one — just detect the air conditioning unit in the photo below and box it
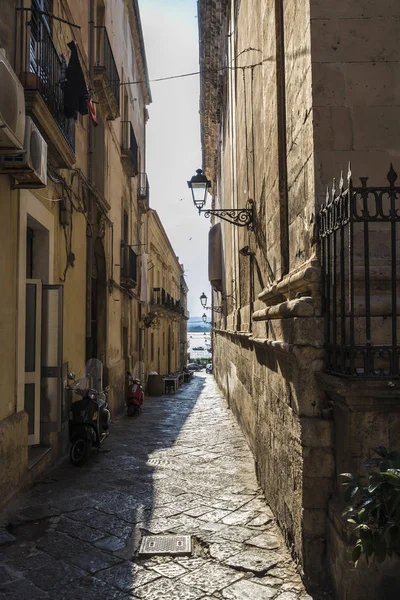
[0,117,47,188]
[0,48,25,152]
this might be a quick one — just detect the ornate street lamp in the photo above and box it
[187,169,211,212]
[199,292,223,313]
[187,168,254,230]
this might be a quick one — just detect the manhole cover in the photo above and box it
[139,535,192,557]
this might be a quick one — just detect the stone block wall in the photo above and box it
[200,0,400,592]
[310,1,400,195]
[214,330,335,580]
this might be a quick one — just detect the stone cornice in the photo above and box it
[125,0,152,105]
[198,0,228,190]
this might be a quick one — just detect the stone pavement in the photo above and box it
[0,373,318,600]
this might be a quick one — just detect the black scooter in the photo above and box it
[68,359,111,466]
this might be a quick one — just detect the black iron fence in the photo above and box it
[23,2,75,150]
[95,26,120,111]
[319,165,400,378]
[121,246,137,288]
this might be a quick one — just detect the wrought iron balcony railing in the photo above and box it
[152,288,183,315]
[121,121,138,176]
[19,2,75,154]
[319,164,400,378]
[121,246,137,289]
[94,26,120,119]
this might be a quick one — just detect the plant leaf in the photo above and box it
[372,446,389,458]
[344,485,359,502]
[368,481,383,493]
[364,458,382,468]
[352,543,362,565]
[379,472,400,487]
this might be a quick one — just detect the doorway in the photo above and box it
[22,213,63,446]
[86,238,107,362]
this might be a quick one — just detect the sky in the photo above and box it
[139,0,211,318]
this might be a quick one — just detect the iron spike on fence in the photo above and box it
[387,163,397,187]
[347,161,352,186]
[339,170,344,194]
[332,177,336,202]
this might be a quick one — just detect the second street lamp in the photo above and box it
[199,292,223,313]
[200,292,207,309]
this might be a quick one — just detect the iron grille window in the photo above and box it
[121,121,138,175]
[28,0,75,151]
[319,165,400,378]
[121,246,137,288]
[94,26,120,110]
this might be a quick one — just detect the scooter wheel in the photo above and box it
[127,405,137,417]
[70,438,92,466]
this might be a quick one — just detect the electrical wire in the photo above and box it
[119,60,266,86]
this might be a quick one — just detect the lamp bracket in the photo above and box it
[201,199,254,231]
[206,306,223,313]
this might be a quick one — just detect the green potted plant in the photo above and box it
[341,447,400,565]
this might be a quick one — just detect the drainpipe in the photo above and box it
[86,0,95,348]
[88,0,95,181]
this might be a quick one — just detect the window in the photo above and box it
[151,333,154,361]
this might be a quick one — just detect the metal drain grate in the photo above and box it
[139,535,192,557]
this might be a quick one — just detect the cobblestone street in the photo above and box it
[0,374,316,600]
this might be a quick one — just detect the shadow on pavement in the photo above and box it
[0,374,208,599]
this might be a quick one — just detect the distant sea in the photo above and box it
[188,316,210,333]
[188,331,212,360]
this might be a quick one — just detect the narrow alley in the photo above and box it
[0,374,316,600]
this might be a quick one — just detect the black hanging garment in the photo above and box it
[63,41,89,119]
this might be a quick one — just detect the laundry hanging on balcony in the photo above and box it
[62,41,89,119]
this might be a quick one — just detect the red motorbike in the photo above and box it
[126,372,144,416]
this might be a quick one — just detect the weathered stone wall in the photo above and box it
[201,1,400,589]
[213,329,335,580]
[310,1,400,194]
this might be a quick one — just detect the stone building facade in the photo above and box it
[143,209,189,376]
[198,1,400,597]
[0,1,184,510]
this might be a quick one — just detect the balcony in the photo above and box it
[121,121,138,177]
[121,246,137,289]
[94,26,120,120]
[138,172,150,210]
[151,288,184,317]
[18,3,75,168]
